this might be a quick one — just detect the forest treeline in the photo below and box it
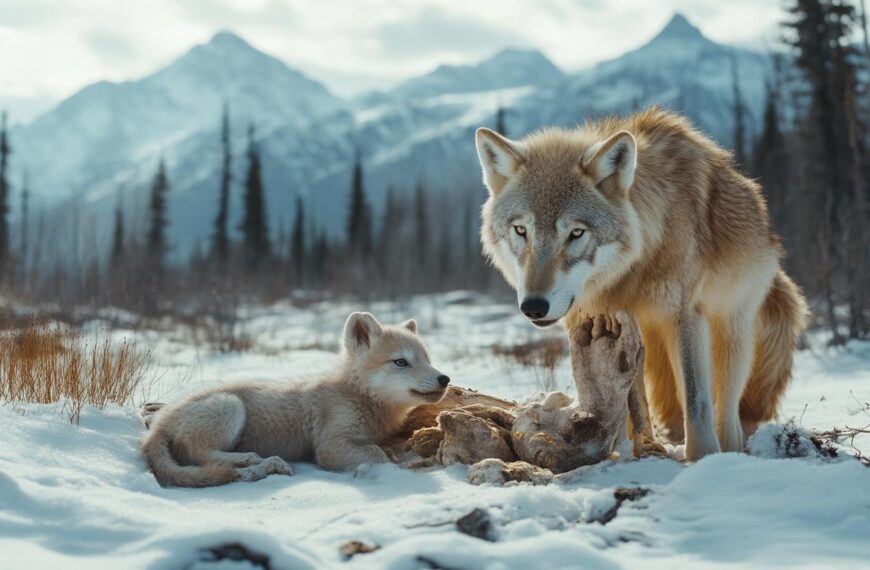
[0,0,867,343]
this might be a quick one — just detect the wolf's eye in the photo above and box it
[569,228,586,241]
[393,358,409,367]
[513,225,527,238]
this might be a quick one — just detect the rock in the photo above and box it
[455,508,494,541]
[339,540,380,559]
[408,426,444,458]
[436,411,514,466]
[468,458,554,486]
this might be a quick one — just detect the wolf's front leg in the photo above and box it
[316,435,390,471]
[672,309,720,460]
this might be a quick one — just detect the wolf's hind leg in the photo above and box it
[709,312,756,452]
[206,450,264,467]
[171,393,247,466]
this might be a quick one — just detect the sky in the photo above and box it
[0,0,786,124]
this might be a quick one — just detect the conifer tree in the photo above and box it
[730,55,747,168]
[20,169,28,264]
[413,178,430,267]
[211,104,232,263]
[111,202,125,264]
[0,111,10,272]
[240,125,270,267]
[290,195,305,284]
[495,106,507,136]
[346,149,371,259]
[147,158,169,271]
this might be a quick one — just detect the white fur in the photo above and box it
[141,312,448,488]
[475,128,525,189]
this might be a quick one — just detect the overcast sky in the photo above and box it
[1,0,785,124]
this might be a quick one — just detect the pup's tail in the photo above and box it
[741,270,809,434]
[141,432,238,488]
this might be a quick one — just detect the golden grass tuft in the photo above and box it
[0,322,152,424]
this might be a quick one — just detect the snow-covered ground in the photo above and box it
[1,293,869,569]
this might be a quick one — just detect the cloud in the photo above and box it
[0,0,787,123]
[83,30,138,64]
[373,6,523,60]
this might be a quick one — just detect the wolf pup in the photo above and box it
[142,312,450,487]
[475,107,807,461]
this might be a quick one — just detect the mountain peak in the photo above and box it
[207,30,252,49]
[652,13,707,43]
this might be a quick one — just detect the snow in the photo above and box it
[2,293,869,569]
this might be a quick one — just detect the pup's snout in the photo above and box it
[520,298,549,320]
[437,375,450,387]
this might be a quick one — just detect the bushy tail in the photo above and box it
[141,433,237,488]
[741,270,809,432]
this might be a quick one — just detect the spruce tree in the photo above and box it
[784,0,865,339]
[240,125,270,267]
[290,195,305,284]
[346,149,371,259]
[0,111,10,272]
[147,158,170,271]
[211,104,232,263]
[495,106,507,136]
[730,55,747,168]
[413,178,430,267]
[20,169,28,263]
[752,73,790,244]
[111,202,125,264]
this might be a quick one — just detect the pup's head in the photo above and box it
[475,127,642,327]
[342,312,449,406]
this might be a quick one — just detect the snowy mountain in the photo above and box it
[14,31,345,201]
[11,14,775,261]
[389,48,564,100]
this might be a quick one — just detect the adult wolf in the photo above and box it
[475,107,807,460]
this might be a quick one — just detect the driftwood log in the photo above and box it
[387,312,665,483]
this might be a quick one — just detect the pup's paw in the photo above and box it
[237,456,294,481]
[261,456,294,476]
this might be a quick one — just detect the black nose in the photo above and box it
[520,298,549,320]
[437,375,450,387]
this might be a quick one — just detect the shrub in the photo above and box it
[0,322,152,424]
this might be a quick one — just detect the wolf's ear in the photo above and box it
[343,312,383,354]
[586,131,637,194]
[400,319,418,334]
[476,127,525,194]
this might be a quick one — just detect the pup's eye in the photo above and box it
[514,225,527,238]
[393,358,409,367]
[569,228,586,241]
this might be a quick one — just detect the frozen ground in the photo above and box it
[1,293,869,569]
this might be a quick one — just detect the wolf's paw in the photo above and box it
[237,456,294,481]
[261,456,294,476]
[571,312,642,390]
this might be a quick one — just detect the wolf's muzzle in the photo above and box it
[520,298,549,320]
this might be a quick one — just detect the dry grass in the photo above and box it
[0,322,152,424]
[493,337,567,392]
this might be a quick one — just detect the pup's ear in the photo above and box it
[475,127,525,194]
[400,319,417,334]
[343,312,383,354]
[585,131,637,194]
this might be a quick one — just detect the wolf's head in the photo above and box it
[475,127,643,327]
[341,312,450,406]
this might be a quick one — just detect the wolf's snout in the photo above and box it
[520,298,549,320]
[437,375,450,387]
